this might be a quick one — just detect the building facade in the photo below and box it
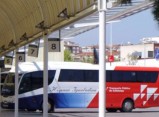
[120,43,159,61]
[64,41,81,55]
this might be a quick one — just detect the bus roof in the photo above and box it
[9,62,100,73]
[8,59,159,73]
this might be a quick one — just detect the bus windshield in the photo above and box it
[1,73,8,84]
[2,73,22,96]
[0,73,8,89]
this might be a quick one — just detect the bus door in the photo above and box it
[19,71,43,110]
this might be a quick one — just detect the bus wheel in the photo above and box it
[106,108,117,112]
[121,99,134,112]
[41,99,54,113]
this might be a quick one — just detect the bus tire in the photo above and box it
[106,108,117,112]
[41,99,54,113]
[121,99,134,112]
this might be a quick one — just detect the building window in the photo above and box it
[148,51,153,58]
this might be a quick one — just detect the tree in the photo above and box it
[117,0,132,6]
[152,0,159,25]
[82,56,94,63]
[127,53,138,65]
[87,57,94,63]
[117,0,159,25]
[64,50,73,61]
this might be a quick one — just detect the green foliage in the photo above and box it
[114,57,120,61]
[64,50,73,61]
[152,0,159,25]
[87,57,94,63]
[82,57,93,63]
[127,53,138,65]
[118,0,132,5]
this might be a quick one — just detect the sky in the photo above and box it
[70,8,159,46]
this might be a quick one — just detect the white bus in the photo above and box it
[1,62,100,112]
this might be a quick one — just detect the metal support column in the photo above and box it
[144,43,146,66]
[15,49,19,117]
[110,23,113,55]
[0,68,1,113]
[43,30,48,117]
[98,0,106,117]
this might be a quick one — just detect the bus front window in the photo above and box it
[0,73,8,91]
[2,73,22,96]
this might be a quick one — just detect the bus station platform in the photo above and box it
[1,107,159,117]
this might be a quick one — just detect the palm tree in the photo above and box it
[117,0,159,27]
[152,0,159,24]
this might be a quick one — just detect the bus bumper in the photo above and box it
[1,102,14,109]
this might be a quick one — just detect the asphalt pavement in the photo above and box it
[1,107,159,117]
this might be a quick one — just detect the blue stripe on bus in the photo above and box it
[18,93,95,109]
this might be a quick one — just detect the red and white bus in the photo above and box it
[1,62,159,112]
[104,66,159,112]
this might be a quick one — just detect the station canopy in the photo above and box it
[0,0,97,56]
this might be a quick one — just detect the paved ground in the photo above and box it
[1,107,159,117]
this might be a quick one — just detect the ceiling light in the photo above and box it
[58,8,70,19]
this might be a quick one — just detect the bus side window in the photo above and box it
[58,70,72,81]
[58,69,84,82]
[137,71,158,83]
[148,72,158,82]
[31,71,43,90]
[84,70,98,82]
[106,70,112,82]
[122,71,137,82]
[107,71,137,82]
[111,71,123,82]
